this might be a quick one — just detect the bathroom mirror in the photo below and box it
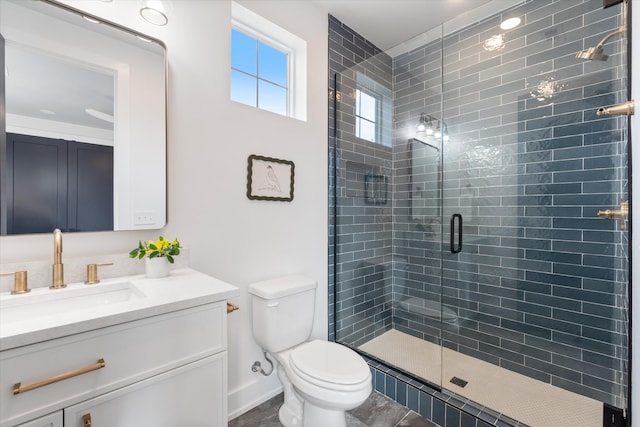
[0,0,167,234]
[410,138,441,222]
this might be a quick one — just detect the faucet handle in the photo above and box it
[1,271,30,295]
[85,263,114,285]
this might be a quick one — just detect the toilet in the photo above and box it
[249,275,372,427]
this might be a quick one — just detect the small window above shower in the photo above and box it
[354,72,392,147]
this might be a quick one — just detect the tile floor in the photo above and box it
[229,390,440,427]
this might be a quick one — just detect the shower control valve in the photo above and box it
[597,200,628,229]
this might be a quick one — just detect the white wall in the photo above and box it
[0,0,328,419]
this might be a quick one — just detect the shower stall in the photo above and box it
[329,1,630,426]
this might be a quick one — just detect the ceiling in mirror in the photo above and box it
[6,44,115,131]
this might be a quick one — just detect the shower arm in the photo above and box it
[594,25,627,49]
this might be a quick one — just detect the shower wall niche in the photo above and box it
[330,0,629,424]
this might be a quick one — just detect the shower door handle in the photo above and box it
[450,214,462,254]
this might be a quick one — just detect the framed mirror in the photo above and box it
[0,0,167,234]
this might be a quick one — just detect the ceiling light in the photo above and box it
[140,0,173,26]
[82,15,101,24]
[86,108,114,123]
[500,17,521,30]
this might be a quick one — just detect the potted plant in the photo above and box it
[130,236,181,278]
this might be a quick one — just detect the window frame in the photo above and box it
[231,2,307,121]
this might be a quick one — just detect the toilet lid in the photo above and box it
[289,340,370,386]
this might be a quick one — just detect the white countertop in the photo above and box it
[0,268,239,351]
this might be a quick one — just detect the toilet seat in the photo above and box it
[289,340,370,391]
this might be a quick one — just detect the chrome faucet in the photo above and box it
[51,228,66,289]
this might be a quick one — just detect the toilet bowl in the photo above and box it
[249,275,372,427]
[277,340,372,426]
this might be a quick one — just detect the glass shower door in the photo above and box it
[439,0,629,424]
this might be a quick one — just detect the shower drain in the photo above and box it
[450,376,468,388]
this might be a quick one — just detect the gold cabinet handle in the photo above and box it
[13,358,106,395]
[227,302,239,314]
[83,413,92,427]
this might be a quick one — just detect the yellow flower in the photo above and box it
[129,236,181,263]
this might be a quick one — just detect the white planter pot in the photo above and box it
[145,257,170,278]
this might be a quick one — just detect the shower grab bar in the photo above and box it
[450,214,462,254]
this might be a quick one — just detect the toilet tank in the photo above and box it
[248,275,317,353]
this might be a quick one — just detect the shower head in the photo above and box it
[576,46,607,61]
[576,25,626,61]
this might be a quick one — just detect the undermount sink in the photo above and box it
[0,281,146,324]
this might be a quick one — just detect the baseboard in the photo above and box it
[228,377,283,421]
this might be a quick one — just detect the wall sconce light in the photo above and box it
[416,113,434,135]
[415,113,448,141]
[140,0,173,26]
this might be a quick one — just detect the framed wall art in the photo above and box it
[247,154,295,202]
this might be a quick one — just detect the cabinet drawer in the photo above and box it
[15,411,62,427]
[64,353,227,427]
[0,302,226,426]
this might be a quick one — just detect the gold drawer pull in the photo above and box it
[13,358,106,395]
[83,413,92,427]
[227,302,239,314]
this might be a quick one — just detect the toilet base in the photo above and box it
[303,401,347,427]
[279,403,303,427]
[277,365,303,427]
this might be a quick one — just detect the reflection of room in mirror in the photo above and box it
[410,139,441,222]
[0,0,167,234]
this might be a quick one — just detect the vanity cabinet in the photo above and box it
[0,301,228,427]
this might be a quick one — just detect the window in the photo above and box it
[355,72,392,147]
[231,29,289,116]
[355,88,379,142]
[231,2,307,121]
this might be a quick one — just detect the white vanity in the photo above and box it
[0,269,239,427]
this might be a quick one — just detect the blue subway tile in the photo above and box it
[375,370,385,394]
[419,390,433,420]
[385,375,397,399]
[445,405,462,427]
[431,396,445,426]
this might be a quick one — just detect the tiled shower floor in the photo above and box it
[359,329,602,427]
